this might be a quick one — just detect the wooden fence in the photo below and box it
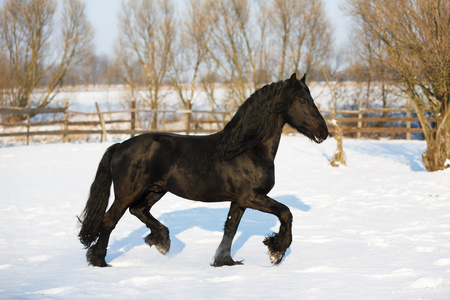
[320,100,422,140]
[0,100,234,144]
[0,100,424,145]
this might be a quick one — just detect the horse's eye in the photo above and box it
[299,100,306,104]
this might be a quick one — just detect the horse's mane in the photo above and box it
[216,80,293,160]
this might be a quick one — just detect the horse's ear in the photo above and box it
[289,73,297,85]
[300,73,306,83]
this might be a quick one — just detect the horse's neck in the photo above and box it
[261,116,285,160]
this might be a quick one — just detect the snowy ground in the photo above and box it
[1,136,450,299]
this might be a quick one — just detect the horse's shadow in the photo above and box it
[106,194,310,263]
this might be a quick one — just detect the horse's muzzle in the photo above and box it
[313,126,329,143]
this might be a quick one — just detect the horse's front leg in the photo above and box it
[246,194,293,265]
[212,202,245,267]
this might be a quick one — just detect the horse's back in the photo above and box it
[109,132,222,198]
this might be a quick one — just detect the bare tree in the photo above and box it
[346,0,450,171]
[346,6,395,108]
[270,0,292,79]
[168,0,208,111]
[270,0,332,80]
[198,0,270,105]
[0,0,94,109]
[323,68,346,167]
[200,59,222,112]
[166,0,332,108]
[90,54,112,86]
[116,0,175,130]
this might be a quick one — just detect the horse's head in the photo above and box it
[283,73,328,143]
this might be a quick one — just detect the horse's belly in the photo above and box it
[165,169,233,202]
[167,179,233,203]
[164,149,275,203]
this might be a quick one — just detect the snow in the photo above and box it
[1,136,450,299]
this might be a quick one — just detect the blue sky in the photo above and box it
[85,0,122,56]
[85,0,350,57]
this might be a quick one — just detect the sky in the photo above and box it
[85,0,122,56]
[85,0,351,57]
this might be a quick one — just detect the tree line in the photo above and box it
[0,0,333,106]
[0,0,448,171]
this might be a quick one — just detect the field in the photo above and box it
[1,135,450,299]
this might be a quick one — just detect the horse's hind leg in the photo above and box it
[129,188,170,255]
[87,199,128,267]
[212,202,245,267]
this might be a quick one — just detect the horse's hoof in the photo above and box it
[89,261,110,267]
[268,249,285,265]
[87,255,109,267]
[155,240,170,255]
[86,247,109,267]
[211,257,243,267]
[145,234,170,255]
[263,234,287,265]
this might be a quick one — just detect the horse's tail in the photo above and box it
[78,144,119,248]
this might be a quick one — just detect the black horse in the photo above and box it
[78,73,328,267]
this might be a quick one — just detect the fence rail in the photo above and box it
[0,100,424,145]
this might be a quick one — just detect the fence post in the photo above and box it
[357,101,363,139]
[26,113,30,145]
[63,99,69,143]
[406,99,411,140]
[184,101,192,135]
[95,102,107,142]
[162,103,166,131]
[130,100,136,138]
